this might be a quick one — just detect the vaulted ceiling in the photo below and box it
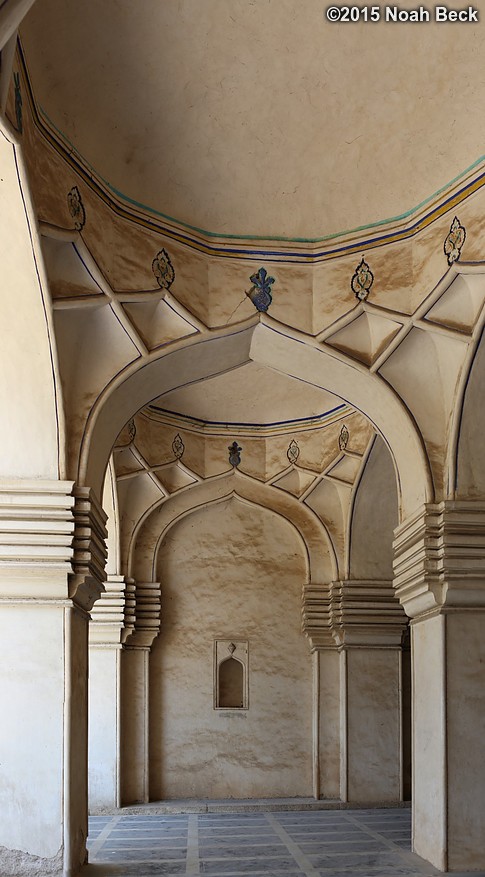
[20,0,485,239]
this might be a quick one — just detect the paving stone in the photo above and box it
[81,807,481,877]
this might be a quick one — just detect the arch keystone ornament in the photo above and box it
[351,257,374,301]
[444,216,466,265]
[247,267,275,312]
[228,441,242,467]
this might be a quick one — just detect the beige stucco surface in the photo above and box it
[150,497,312,799]
[20,0,485,239]
[447,612,485,872]
[89,648,120,811]
[318,649,340,799]
[0,605,64,859]
[412,615,446,870]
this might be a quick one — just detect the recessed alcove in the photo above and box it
[214,640,248,709]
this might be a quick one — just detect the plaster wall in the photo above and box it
[150,497,312,799]
[350,436,398,579]
[89,647,120,811]
[0,128,60,480]
[0,604,64,859]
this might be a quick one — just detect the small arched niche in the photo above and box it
[214,640,248,709]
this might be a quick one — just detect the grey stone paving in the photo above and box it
[82,810,485,877]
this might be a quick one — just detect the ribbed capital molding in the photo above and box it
[393,501,485,619]
[302,580,407,650]
[0,478,75,599]
[123,581,161,651]
[330,580,407,647]
[302,583,333,650]
[90,575,135,646]
[0,480,108,611]
[70,487,108,611]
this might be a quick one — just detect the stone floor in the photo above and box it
[80,807,485,877]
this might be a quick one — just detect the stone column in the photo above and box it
[0,481,106,877]
[394,501,485,873]
[120,581,161,805]
[302,579,407,805]
[89,575,134,812]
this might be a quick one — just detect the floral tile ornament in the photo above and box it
[172,433,185,459]
[67,186,86,231]
[152,248,175,289]
[351,258,374,301]
[228,441,242,467]
[247,267,275,312]
[287,439,300,464]
[338,424,349,451]
[444,216,466,265]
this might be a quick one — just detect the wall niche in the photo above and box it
[214,640,248,709]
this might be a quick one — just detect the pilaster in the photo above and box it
[89,575,132,811]
[121,581,161,805]
[302,579,407,805]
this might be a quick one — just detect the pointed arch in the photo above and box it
[79,319,432,522]
[130,469,337,584]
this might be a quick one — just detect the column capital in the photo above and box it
[90,575,133,646]
[70,487,108,611]
[301,582,333,651]
[331,579,408,647]
[123,581,161,651]
[0,478,75,599]
[393,501,485,618]
[302,579,407,650]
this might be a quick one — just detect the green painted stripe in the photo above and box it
[37,103,485,246]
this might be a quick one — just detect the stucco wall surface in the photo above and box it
[150,496,312,799]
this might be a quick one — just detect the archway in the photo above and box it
[148,495,313,800]
[79,320,432,522]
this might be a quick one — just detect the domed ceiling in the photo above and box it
[20,0,485,239]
